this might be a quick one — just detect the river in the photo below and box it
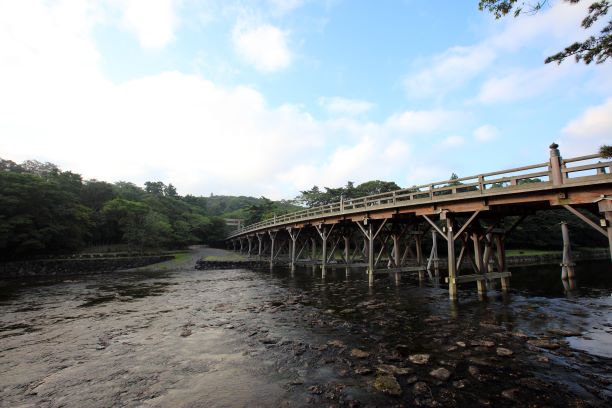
[0,249,611,407]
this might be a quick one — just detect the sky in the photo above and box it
[1,0,611,199]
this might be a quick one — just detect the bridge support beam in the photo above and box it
[597,200,612,261]
[288,227,301,269]
[247,235,253,256]
[443,213,458,300]
[268,230,277,267]
[561,221,575,279]
[257,233,264,258]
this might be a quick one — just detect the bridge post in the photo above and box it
[257,233,263,258]
[288,227,301,269]
[344,234,350,264]
[367,223,374,286]
[443,212,458,300]
[427,230,440,277]
[416,233,424,281]
[472,231,486,294]
[560,222,575,279]
[310,237,317,260]
[247,236,253,256]
[549,143,564,186]
[239,238,244,254]
[391,232,401,284]
[597,200,612,261]
[268,230,277,267]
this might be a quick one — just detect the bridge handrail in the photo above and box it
[228,152,611,238]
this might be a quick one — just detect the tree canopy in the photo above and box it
[479,0,611,64]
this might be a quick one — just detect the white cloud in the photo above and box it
[403,1,591,100]
[385,110,465,133]
[441,135,465,147]
[404,45,496,99]
[474,63,575,103]
[561,98,612,155]
[318,97,374,116]
[112,0,181,49]
[232,23,292,73]
[473,124,499,142]
[267,0,306,15]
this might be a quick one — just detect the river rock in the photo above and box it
[413,381,430,396]
[430,367,451,381]
[547,328,581,337]
[470,339,495,348]
[501,388,520,400]
[376,364,413,376]
[409,353,430,365]
[355,367,373,375]
[327,340,345,348]
[351,348,370,358]
[496,347,513,357]
[527,339,561,350]
[374,375,402,396]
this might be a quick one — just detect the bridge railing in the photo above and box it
[228,150,611,238]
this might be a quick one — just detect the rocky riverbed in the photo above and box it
[0,248,610,407]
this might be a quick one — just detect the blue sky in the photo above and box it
[1,0,610,199]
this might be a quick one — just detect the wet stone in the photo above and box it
[413,381,431,396]
[327,340,345,348]
[350,348,370,359]
[501,388,520,400]
[527,339,561,350]
[354,367,373,375]
[409,353,431,365]
[452,379,468,389]
[405,375,419,384]
[470,339,495,348]
[430,367,451,381]
[496,347,513,357]
[374,374,402,396]
[547,328,581,337]
[376,364,413,376]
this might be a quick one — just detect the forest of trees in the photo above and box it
[0,158,300,260]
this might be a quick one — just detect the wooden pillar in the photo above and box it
[288,228,299,270]
[257,234,263,258]
[310,237,317,260]
[472,232,486,294]
[598,200,612,261]
[247,236,253,256]
[495,233,509,291]
[561,222,575,279]
[432,230,439,277]
[268,231,277,267]
[392,233,401,284]
[239,238,244,254]
[367,223,374,286]
[444,213,457,300]
[549,142,563,186]
[344,235,350,264]
[416,233,424,281]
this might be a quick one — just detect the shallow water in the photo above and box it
[0,257,611,407]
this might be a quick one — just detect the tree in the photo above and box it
[600,144,612,157]
[479,0,611,64]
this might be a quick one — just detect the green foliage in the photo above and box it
[600,144,612,157]
[296,180,401,207]
[479,0,611,64]
[0,171,92,259]
[0,157,239,258]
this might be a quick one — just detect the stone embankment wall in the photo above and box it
[0,256,173,279]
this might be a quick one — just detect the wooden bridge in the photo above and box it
[227,144,612,299]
